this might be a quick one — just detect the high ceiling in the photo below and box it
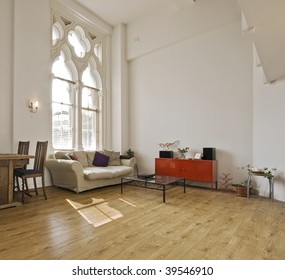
[75,0,197,25]
[238,0,285,83]
[75,0,285,83]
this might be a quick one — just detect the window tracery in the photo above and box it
[51,10,105,150]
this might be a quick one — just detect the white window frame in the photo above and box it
[51,8,106,151]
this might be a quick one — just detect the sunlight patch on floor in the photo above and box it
[118,198,137,207]
[66,198,104,210]
[66,198,123,227]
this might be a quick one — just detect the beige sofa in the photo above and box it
[45,150,137,193]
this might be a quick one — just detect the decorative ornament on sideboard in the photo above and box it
[158,140,178,158]
[158,140,178,150]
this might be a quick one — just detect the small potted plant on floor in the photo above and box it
[232,182,248,197]
[232,164,257,197]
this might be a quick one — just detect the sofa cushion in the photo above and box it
[83,166,133,180]
[86,150,121,166]
[92,151,109,167]
[84,167,114,180]
[103,149,121,166]
[105,166,133,177]
[86,151,95,166]
[73,151,88,167]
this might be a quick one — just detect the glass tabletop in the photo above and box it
[123,175,184,185]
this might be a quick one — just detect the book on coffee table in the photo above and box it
[137,173,155,179]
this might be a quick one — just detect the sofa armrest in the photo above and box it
[45,159,84,188]
[121,157,137,169]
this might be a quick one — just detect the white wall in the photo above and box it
[0,0,13,152]
[13,0,52,155]
[253,49,285,201]
[128,20,253,186]
[111,24,129,153]
[0,0,52,155]
[0,1,51,153]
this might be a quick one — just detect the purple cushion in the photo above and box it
[92,152,109,167]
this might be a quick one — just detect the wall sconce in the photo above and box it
[28,101,39,113]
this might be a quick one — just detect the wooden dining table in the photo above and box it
[0,153,34,209]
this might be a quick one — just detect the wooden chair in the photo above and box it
[14,141,30,192]
[14,141,48,203]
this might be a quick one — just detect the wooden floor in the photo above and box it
[1,184,285,260]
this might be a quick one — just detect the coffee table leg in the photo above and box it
[163,185,166,203]
[183,178,186,193]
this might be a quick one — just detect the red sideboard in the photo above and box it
[155,158,217,189]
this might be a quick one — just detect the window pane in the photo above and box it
[82,65,97,88]
[82,109,96,150]
[52,52,73,81]
[52,77,74,149]
[52,79,73,104]
[68,27,90,58]
[82,87,97,109]
[52,103,73,149]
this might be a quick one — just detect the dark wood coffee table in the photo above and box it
[121,175,185,203]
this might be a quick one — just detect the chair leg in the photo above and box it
[13,176,20,192]
[33,178,38,196]
[24,179,29,192]
[42,176,47,200]
[21,179,25,203]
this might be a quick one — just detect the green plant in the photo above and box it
[126,148,134,157]
[243,164,277,180]
[177,147,189,159]
[262,167,277,179]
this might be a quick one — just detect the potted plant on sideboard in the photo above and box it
[177,147,189,159]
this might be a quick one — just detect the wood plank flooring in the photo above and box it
[1,184,285,260]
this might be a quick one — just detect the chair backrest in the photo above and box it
[33,141,48,173]
[16,141,30,169]
[17,141,30,155]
